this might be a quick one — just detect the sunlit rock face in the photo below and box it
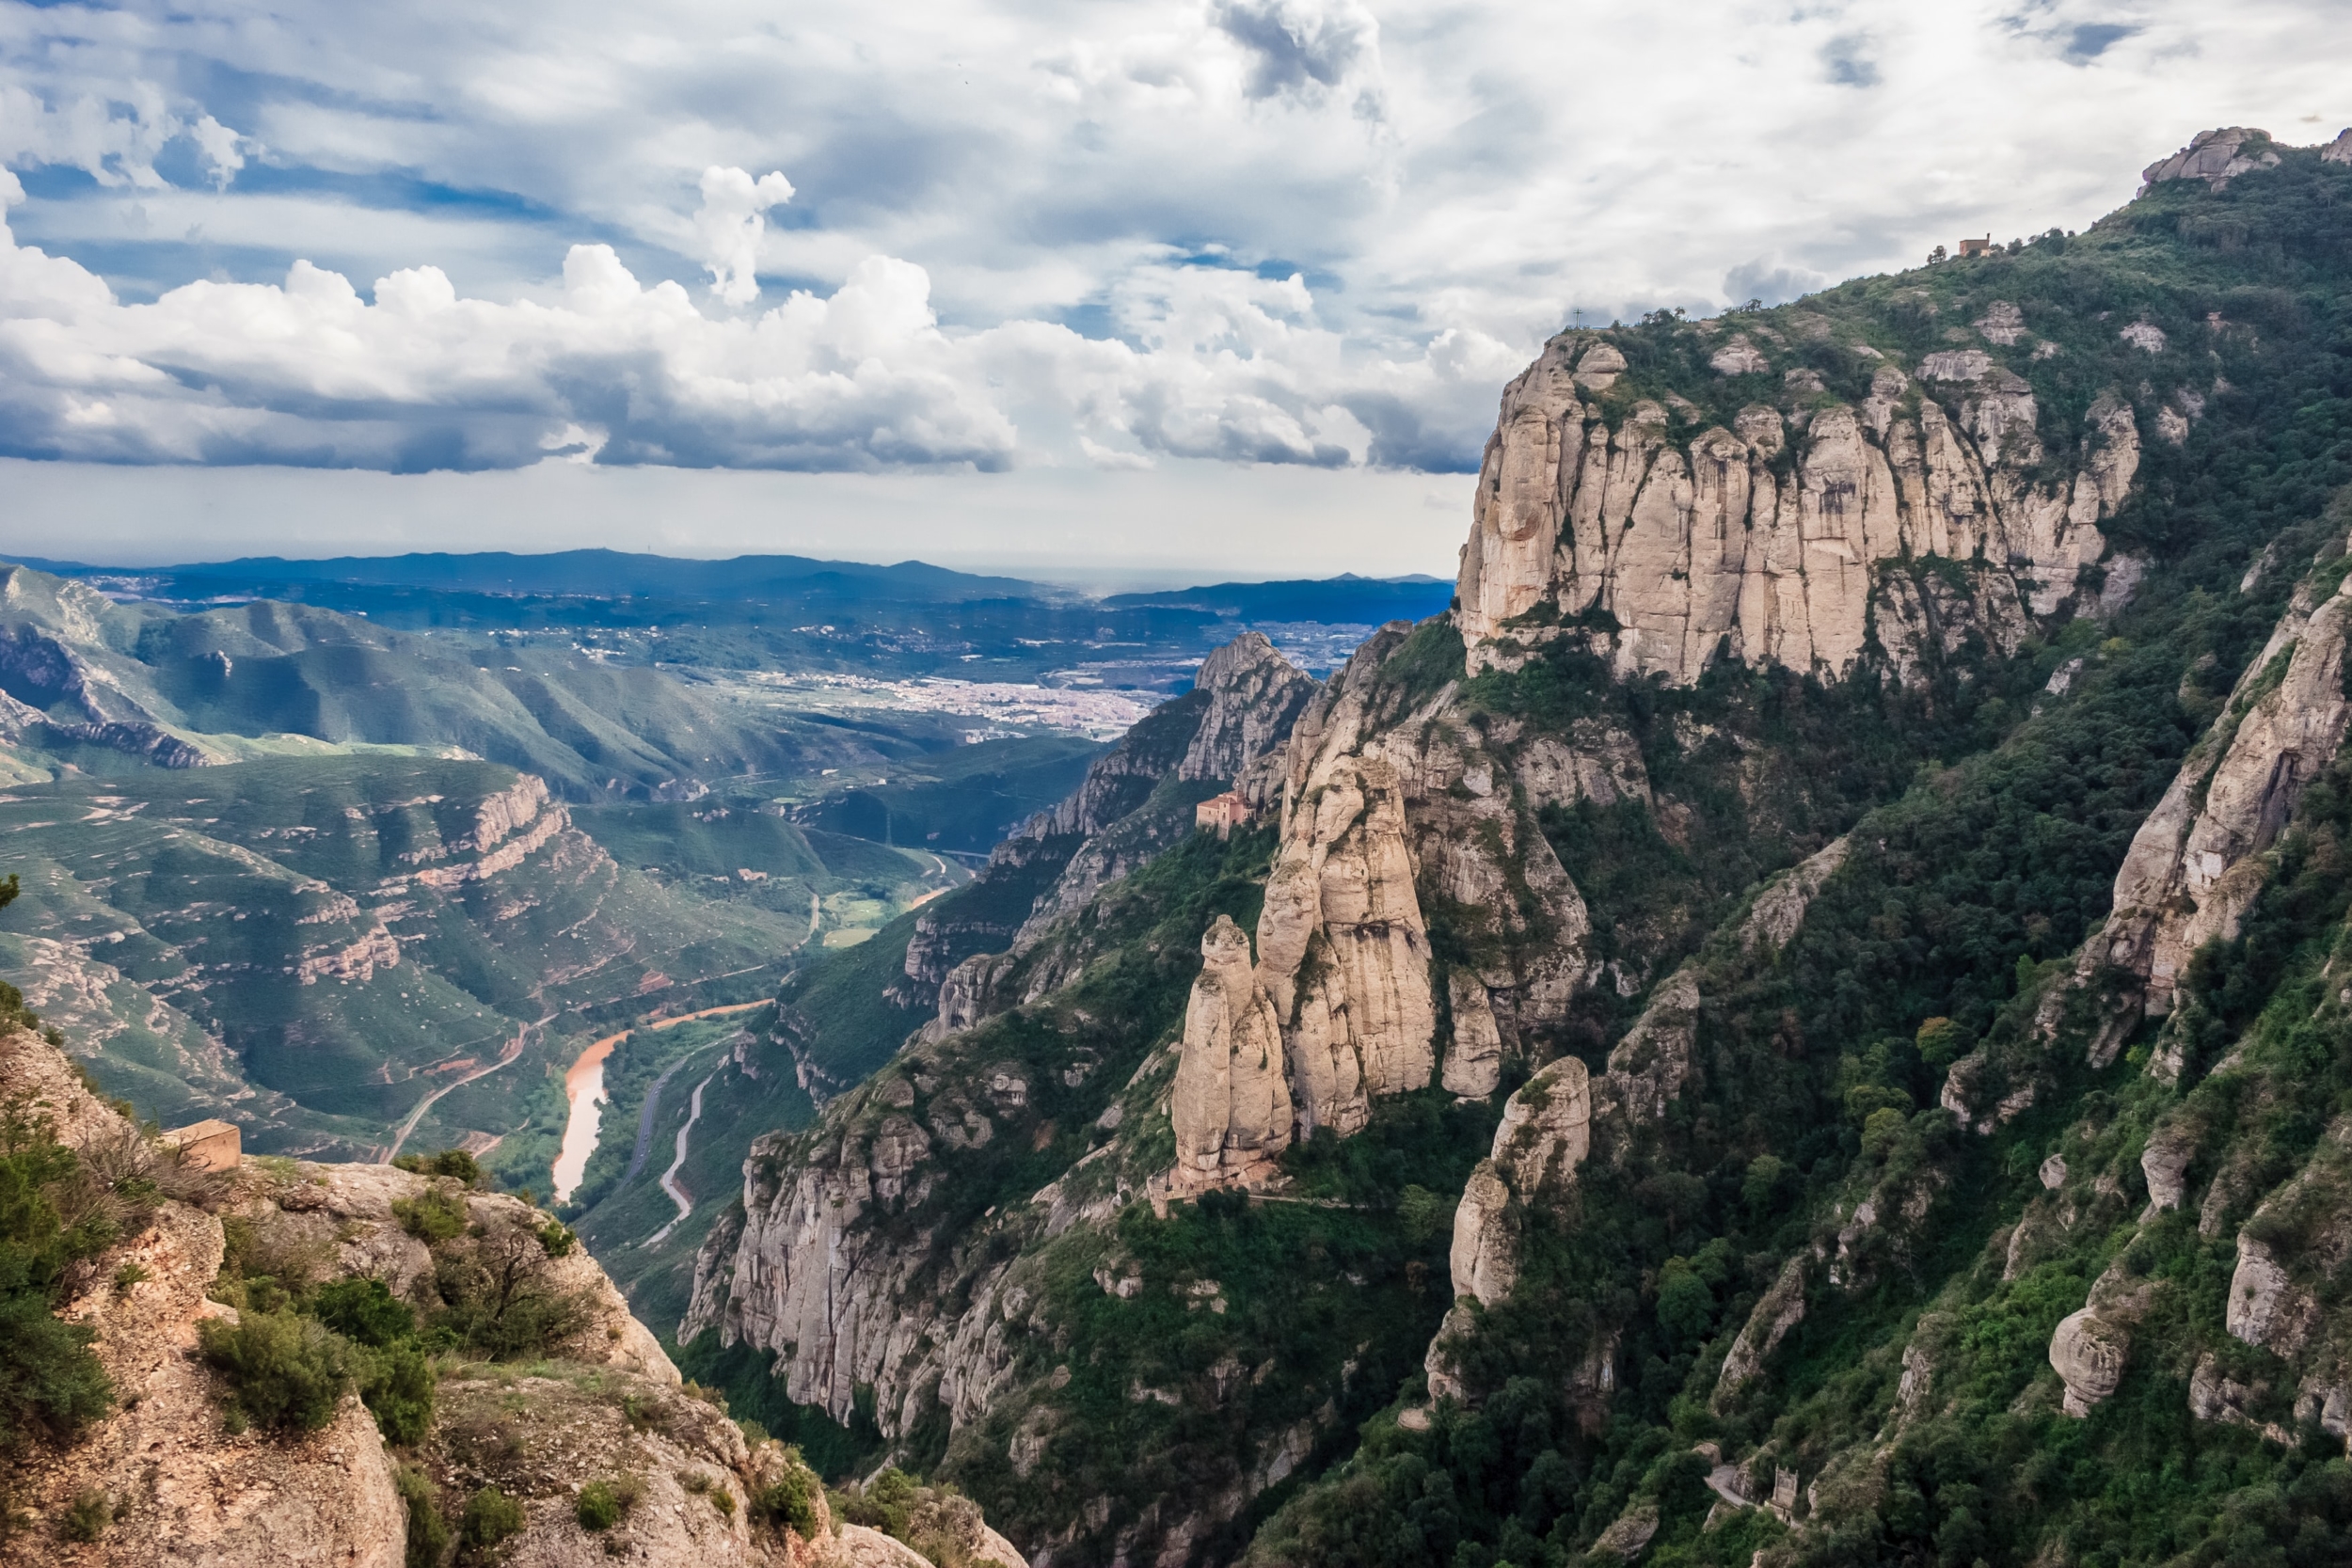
[1453,334,2142,685]
[1169,915,1294,1193]
[2048,574,2352,1065]
[1254,736,1438,1133]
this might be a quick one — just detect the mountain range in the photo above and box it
[663,125,2352,1568]
[14,124,2352,1568]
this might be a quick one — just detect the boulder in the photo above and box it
[1447,1161,1518,1307]
[1490,1055,1593,1191]
[1440,974,1505,1099]
[2226,1234,2317,1357]
[2049,1307,2130,1417]
[2142,1123,2196,1212]
[1711,1259,1805,1411]
[2139,128,2281,194]
[1604,968,1700,1119]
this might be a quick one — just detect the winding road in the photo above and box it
[644,1070,715,1247]
[384,1014,549,1164]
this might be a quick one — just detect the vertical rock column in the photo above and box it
[1254,753,1438,1137]
[1170,914,1295,1193]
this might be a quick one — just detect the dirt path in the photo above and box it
[623,1053,696,1182]
[385,1014,548,1163]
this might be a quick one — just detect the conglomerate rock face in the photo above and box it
[1256,749,1436,1132]
[1169,915,1293,1192]
[1176,632,1320,784]
[1452,333,2141,685]
[2047,570,2352,1064]
[896,631,1314,1036]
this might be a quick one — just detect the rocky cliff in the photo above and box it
[0,1021,1012,1567]
[886,632,1311,1044]
[1454,306,2139,688]
[678,128,2352,1568]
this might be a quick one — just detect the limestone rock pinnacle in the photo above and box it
[1170,914,1294,1191]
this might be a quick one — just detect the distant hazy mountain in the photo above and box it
[1104,572,1454,625]
[24,549,1454,626]
[23,548,1047,604]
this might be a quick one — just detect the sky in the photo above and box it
[1,0,2348,585]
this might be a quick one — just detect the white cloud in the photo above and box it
[693,165,794,306]
[0,0,2349,505]
[0,82,177,188]
[0,221,1019,469]
[0,202,1511,474]
[187,115,249,192]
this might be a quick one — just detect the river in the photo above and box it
[549,1029,626,1202]
[548,999,771,1204]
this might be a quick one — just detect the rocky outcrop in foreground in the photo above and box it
[0,1023,997,1568]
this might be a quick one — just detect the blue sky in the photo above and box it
[0,0,2347,578]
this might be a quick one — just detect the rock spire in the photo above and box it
[1169,915,1294,1192]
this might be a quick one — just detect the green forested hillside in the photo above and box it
[1241,135,2352,1568]
[665,134,2352,1568]
[0,759,818,1160]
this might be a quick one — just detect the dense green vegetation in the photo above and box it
[1239,142,2352,1568]
[0,1111,117,1450]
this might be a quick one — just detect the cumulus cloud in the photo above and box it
[1,0,2350,492]
[0,202,1508,475]
[0,216,1017,470]
[693,166,794,306]
[1211,0,1384,109]
[0,84,177,188]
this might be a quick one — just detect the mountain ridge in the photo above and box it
[667,126,2352,1568]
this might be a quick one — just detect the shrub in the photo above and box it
[755,1465,820,1537]
[0,1107,118,1448]
[459,1486,524,1550]
[61,1487,109,1542]
[1862,1106,1910,1162]
[834,1465,914,1537]
[357,1342,436,1446]
[393,1465,450,1568]
[393,1150,483,1188]
[431,1224,588,1360]
[0,1292,112,1448]
[111,1261,150,1294]
[577,1475,643,1532]
[215,1212,334,1311]
[198,1309,355,1433]
[391,1188,469,1243]
[534,1221,576,1258]
[1397,1185,1451,1244]
[1915,1016,1963,1068]
[1655,1259,1715,1346]
[311,1277,417,1349]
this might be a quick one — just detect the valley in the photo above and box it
[15,124,2352,1568]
